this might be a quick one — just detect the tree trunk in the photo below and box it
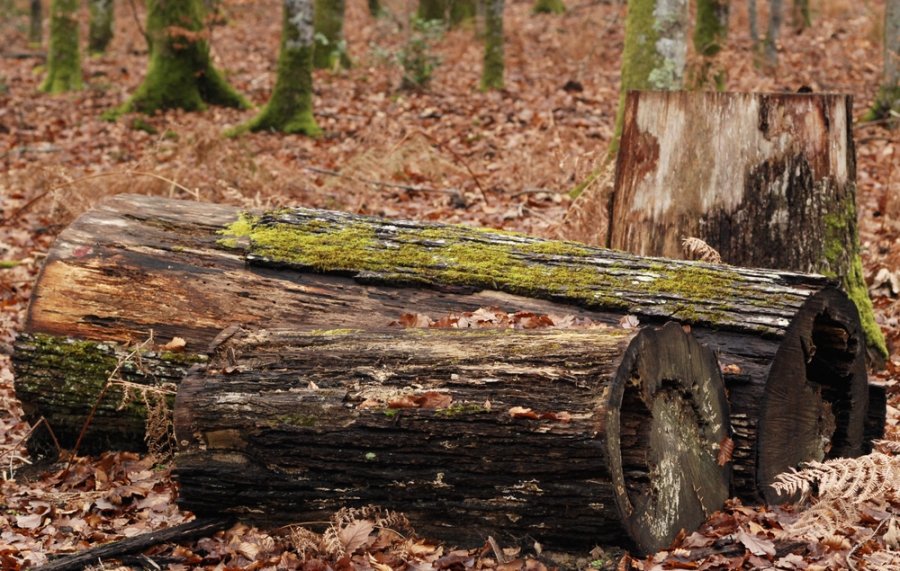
[417,0,447,22]
[481,0,504,90]
[114,0,248,115]
[690,0,728,89]
[865,0,899,121]
[88,0,114,56]
[791,0,810,30]
[449,0,476,25]
[29,0,42,46]
[608,91,887,363]
[239,0,320,135]
[313,0,350,70]
[15,194,875,502]
[174,323,730,554]
[40,0,81,93]
[763,0,783,67]
[532,0,565,15]
[368,0,381,17]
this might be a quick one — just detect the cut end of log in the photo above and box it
[607,322,731,555]
[757,288,869,504]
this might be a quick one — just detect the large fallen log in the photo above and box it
[174,323,731,554]
[14,194,873,501]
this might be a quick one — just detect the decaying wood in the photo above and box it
[15,194,875,501]
[174,323,730,554]
[607,91,885,361]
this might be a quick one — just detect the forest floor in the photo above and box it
[0,0,898,569]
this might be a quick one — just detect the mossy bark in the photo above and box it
[41,0,82,93]
[313,0,350,69]
[115,0,248,115]
[690,0,728,89]
[532,0,565,14]
[88,0,114,55]
[241,0,321,135]
[417,0,447,21]
[481,0,504,90]
[449,0,476,25]
[865,0,899,121]
[368,0,381,17]
[29,0,42,46]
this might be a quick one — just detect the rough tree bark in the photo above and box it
[865,0,899,121]
[174,324,730,554]
[88,0,114,56]
[113,0,248,115]
[608,91,887,362]
[29,0,42,46]
[41,0,82,93]
[481,0,504,90]
[14,195,876,502]
[313,0,350,70]
[238,0,321,135]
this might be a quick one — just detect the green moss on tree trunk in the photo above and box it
[41,0,82,93]
[238,0,321,136]
[481,0,504,90]
[113,0,248,115]
[368,0,382,17]
[88,0,114,55]
[418,0,447,22]
[450,0,476,25]
[29,0,42,46]
[532,0,565,15]
[313,0,350,70]
[694,0,727,56]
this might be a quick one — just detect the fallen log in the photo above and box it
[14,194,873,501]
[174,323,731,554]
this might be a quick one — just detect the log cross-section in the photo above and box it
[173,323,731,554]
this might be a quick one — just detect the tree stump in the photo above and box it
[607,90,886,362]
[174,323,730,554]
[14,194,874,501]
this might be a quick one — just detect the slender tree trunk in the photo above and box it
[690,0,728,89]
[29,0,42,46]
[417,0,447,21]
[764,0,783,67]
[240,0,320,135]
[368,0,381,17]
[865,0,899,121]
[481,0,504,90]
[532,0,565,15]
[313,0,350,69]
[41,0,81,93]
[88,0,114,55]
[791,0,810,30]
[114,0,248,115]
[449,0,476,25]
[749,0,758,45]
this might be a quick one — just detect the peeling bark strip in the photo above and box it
[17,194,876,500]
[609,91,886,360]
[174,323,730,554]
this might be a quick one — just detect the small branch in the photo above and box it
[127,0,150,50]
[847,517,889,571]
[1,51,46,60]
[34,518,236,571]
[415,130,490,205]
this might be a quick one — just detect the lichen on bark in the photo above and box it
[88,0,115,56]
[237,0,321,135]
[41,0,82,93]
[112,0,249,115]
[481,0,505,90]
[313,0,350,70]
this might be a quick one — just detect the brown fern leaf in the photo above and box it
[786,498,860,537]
[772,453,900,503]
[874,440,900,455]
[289,526,322,558]
[682,237,723,264]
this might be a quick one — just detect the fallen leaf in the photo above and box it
[619,315,640,329]
[737,530,775,557]
[15,514,43,529]
[338,519,375,554]
[161,336,186,351]
[718,437,735,466]
[509,406,539,419]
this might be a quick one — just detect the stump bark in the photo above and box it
[174,323,730,554]
[14,194,874,500]
[607,90,886,362]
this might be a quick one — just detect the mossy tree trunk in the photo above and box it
[865,0,899,121]
[417,0,447,22]
[88,0,114,55]
[480,0,504,90]
[115,0,248,114]
[368,0,381,17]
[240,0,321,135]
[29,0,42,46]
[690,0,728,89]
[609,91,888,364]
[763,0,783,67]
[791,0,810,30]
[449,0,476,25]
[313,0,350,70]
[41,0,82,93]
[532,0,565,14]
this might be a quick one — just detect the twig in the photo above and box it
[127,0,150,50]
[1,51,46,60]
[0,416,63,476]
[511,187,566,198]
[415,130,490,205]
[847,517,890,571]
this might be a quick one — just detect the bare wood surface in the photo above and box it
[174,323,730,554]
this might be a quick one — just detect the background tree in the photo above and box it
[114,0,248,115]
[791,0,810,30]
[763,0,783,67]
[417,0,447,22]
[532,0,565,15]
[88,0,114,56]
[368,0,381,17]
[238,0,320,135]
[481,0,504,90]
[865,0,899,121]
[313,0,350,70]
[449,0,476,25]
[691,0,728,88]
[41,0,82,93]
[29,0,42,46]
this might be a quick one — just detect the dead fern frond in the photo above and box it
[321,505,413,557]
[682,237,723,264]
[874,440,900,455]
[772,453,900,503]
[786,498,860,537]
[288,526,323,558]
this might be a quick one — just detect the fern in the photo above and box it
[682,237,723,264]
[772,453,900,503]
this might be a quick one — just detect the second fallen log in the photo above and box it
[173,323,731,554]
